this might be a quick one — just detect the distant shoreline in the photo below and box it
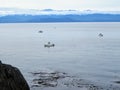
[0,14,120,23]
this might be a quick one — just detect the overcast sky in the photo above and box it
[0,0,120,11]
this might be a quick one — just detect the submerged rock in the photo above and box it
[0,61,30,90]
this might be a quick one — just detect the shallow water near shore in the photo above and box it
[0,22,120,90]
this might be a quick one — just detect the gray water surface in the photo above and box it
[0,22,120,89]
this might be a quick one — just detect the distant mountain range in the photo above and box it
[0,8,120,23]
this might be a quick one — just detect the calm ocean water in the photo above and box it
[0,22,120,89]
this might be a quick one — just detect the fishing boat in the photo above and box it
[44,42,55,48]
[99,33,103,37]
[38,30,43,33]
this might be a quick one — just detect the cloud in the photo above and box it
[0,0,120,10]
[0,8,120,16]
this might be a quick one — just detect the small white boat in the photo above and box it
[99,33,103,37]
[44,42,55,48]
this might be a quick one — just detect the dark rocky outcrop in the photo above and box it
[0,61,30,90]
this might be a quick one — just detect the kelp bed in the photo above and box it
[30,71,120,90]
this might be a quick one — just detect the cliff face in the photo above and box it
[0,61,30,90]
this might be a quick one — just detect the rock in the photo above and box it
[0,62,30,90]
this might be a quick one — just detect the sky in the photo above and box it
[0,0,120,11]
